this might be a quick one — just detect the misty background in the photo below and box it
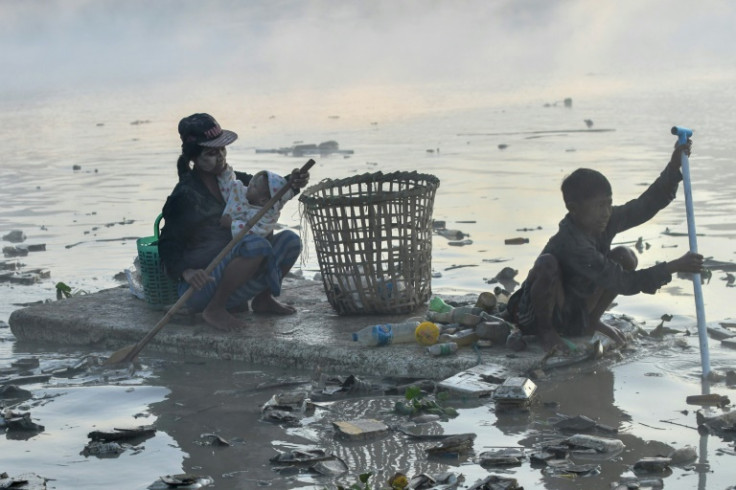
[2,0,735,120]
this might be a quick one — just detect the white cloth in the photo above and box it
[217,167,295,238]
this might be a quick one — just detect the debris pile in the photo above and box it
[1,228,48,286]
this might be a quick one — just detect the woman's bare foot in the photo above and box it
[202,305,248,331]
[251,293,297,315]
[230,301,250,314]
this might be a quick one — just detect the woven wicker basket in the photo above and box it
[299,171,440,315]
[137,214,180,309]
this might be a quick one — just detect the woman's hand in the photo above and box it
[290,168,310,190]
[182,268,214,290]
[220,213,233,229]
[666,251,704,274]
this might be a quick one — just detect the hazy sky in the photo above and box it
[2,0,735,103]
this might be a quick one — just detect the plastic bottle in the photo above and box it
[504,237,529,245]
[429,296,453,314]
[439,329,479,347]
[351,320,421,347]
[475,292,497,313]
[426,342,458,356]
[427,306,485,326]
[475,320,511,344]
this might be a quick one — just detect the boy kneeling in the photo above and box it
[506,139,704,351]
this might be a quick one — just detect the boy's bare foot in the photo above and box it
[539,330,572,354]
[251,293,297,315]
[202,306,248,331]
[593,321,626,345]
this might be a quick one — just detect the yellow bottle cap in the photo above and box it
[415,321,440,346]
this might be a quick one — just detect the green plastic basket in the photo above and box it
[136,214,180,308]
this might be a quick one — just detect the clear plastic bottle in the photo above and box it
[475,320,511,344]
[426,342,459,356]
[351,320,421,346]
[427,306,485,326]
[438,329,479,347]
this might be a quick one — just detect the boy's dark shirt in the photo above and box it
[159,170,253,281]
[541,163,682,318]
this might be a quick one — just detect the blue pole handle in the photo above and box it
[671,125,693,146]
[671,125,710,378]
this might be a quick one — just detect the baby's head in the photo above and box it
[246,171,288,206]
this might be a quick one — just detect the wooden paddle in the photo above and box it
[105,159,316,366]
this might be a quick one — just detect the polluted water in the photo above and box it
[4,2,736,489]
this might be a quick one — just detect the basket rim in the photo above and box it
[298,170,439,207]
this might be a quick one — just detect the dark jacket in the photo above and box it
[159,169,253,280]
[542,162,682,311]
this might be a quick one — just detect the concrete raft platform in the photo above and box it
[8,277,549,380]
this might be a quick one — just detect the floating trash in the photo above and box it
[11,357,40,370]
[88,425,156,443]
[448,239,473,246]
[262,409,301,425]
[158,474,214,488]
[633,456,672,473]
[311,457,348,476]
[477,448,525,467]
[3,411,44,433]
[438,364,504,397]
[437,229,465,240]
[0,472,47,490]
[466,474,522,489]
[408,471,463,489]
[529,450,556,465]
[668,445,697,465]
[564,433,625,454]
[197,433,231,447]
[333,418,389,441]
[543,460,601,477]
[425,433,476,457]
[0,384,32,401]
[2,230,26,243]
[261,390,317,426]
[270,448,335,466]
[696,409,736,438]
[492,377,537,407]
[270,448,348,476]
[686,393,730,407]
[611,476,664,489]
[553,414,604,433]
[81,441,128,458]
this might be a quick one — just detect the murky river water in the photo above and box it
[3,3,736,487]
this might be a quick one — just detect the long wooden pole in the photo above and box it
[105,159,315,365]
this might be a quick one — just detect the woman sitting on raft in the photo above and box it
[159,113,310,331]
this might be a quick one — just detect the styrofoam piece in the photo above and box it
[492,377,537,402]
[437,364,505,397]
